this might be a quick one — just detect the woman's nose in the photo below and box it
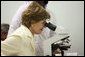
[44,26,46,28]
[43,21,47,28]
[43,24,46,28]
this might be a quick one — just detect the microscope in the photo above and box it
[51,36,71,56]
[45,22,71,56]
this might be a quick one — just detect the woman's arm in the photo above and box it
[1,35,22,56]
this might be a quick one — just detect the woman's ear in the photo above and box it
[30,20,37,27]
[31,20,36,24]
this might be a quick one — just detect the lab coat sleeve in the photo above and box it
[8,2,32,35]
[8,5,25,35]
[1,35,22,56]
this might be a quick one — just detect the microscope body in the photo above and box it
[51,36,71,56]
[44,22,71,56]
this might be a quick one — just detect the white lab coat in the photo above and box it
[8,1,68,56]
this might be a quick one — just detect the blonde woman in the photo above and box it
[1,1,50,56]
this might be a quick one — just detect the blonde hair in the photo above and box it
[21,1,50,28]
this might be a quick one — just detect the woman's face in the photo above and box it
[29,19,46,34]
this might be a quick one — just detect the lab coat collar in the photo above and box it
[21,25,35,54]
[21,25,34,39]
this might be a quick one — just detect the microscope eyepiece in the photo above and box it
[45,22,56,31]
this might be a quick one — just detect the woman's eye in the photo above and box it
[43,21,46,24]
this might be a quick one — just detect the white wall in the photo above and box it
[46,1,84,56]
[1,1,25,24]
[1,1,84,56]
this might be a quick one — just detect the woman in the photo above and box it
[1,1,50,56]
[8,1,48,35]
